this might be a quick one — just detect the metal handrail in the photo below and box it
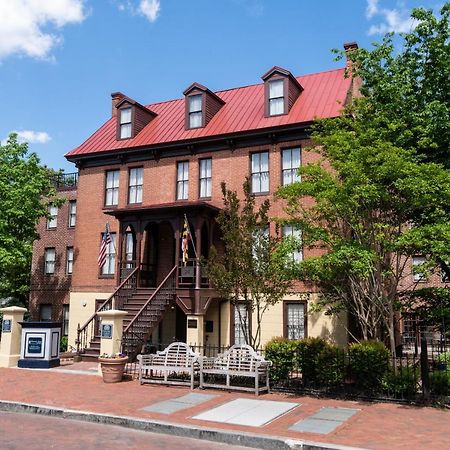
[76,266,139,352]
[124,265,177,333]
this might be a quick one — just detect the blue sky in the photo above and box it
[0,0,441,172]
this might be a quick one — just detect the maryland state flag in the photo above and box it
[181,215,190,266]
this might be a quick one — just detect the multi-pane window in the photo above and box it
[66,247,74,274]
[188,95,203,128]
[62,305,70,336]
[105,170,120,206]
[47,205,58,229]
[251,152,269,194]
[412,256,426,282]
[177,161,189,200]
[234,304,249,345]
[252,226,269,261]
[128,167,143,204]
[282,225,303,262]
[441,261,450,283]
[101,233,116,275]
[40,304,52,321]
[119,107,132,139]
[125,232,135,268]
[68,200,77,227]
[199,158,212,198]
[285,302,306,340]
[282,148,301,185]
[269,79,284,115]
[44,248,56,274]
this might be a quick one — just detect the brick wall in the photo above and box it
[29,188,76,323]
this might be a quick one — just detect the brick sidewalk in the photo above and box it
[0,366,448,449]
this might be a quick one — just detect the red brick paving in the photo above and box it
[0,366,449,450]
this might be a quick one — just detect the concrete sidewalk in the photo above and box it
[0,364,448,449]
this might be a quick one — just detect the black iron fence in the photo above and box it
[123,338,450,405]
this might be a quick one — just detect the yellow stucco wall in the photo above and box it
[68,291,113,350]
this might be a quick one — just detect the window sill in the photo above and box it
[103,205,118,210]
[98,274,115,280]
[251,191,270,197]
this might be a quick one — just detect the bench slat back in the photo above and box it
[139,342,199,367]
[214,344,266,372]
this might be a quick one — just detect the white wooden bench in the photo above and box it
[199,344,272,395]
[137,342,200,390]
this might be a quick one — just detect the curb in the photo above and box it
[0,400,367,450]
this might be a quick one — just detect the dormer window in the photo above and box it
[262,66,303,117]
[188,95,203,128]
[183,82,225,130]
[119,107,132,139]
[269,79,285,116]
[113,94,157,141]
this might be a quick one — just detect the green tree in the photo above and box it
[277,5,450,355]
[0,133,58,304]
[206,180,292,348]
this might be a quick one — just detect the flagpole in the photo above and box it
[184,214,198,260]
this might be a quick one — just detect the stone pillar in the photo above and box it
[97,309,127,375]
[186,315,204,350]
[0,306,27,368]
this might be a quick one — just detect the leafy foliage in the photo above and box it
[0,134,58,302]
[348,341,390,390]
[206,180,292,348]
[277,5,450,353]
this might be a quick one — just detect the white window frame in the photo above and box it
[199,158,212,198]
[119,107,132,139]
[66,247,74,275]
[68,200,76,227]
[282,225,303,262]
[44,248,56,274]
[47,205,58,229]
[128,167,143,204]
[188,95,203,129]
[177,161,189,200]
[40,304,52,321]
[268,79,284,116]
[101,233,116,275]
[125,232,135,268]
[412,256,426,282]
[105,170,120,206]
[251,152,269,194]
[282,148,301,185]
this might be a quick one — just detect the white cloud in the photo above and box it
[139,0,160,22]
[0,0,86,60]
[116,0,161,22]
[366,0,418,35]
[15,130,52,144]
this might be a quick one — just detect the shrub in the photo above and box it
[298,337,331,386]
[383,367,418,399]
[316,345,346,387]
[265,337,300,383]
[429,371,450,396]
[436,351,450,372]
[348,340,390,391]
[60,336,68,353]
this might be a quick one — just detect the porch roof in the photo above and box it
[104,201,220,218]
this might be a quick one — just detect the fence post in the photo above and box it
[420,336,430,402]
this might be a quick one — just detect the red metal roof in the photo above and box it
[66,68,350,159]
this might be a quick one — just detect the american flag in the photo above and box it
[98,223,112,267]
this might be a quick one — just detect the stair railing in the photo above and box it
[122,265,177,360]
[76,266,139,354]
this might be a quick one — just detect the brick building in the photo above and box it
[29,43,447,358]
[29,173,78,337]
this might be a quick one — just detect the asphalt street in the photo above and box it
[0,412,252,450]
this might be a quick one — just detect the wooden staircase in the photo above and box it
[77,266,177,361]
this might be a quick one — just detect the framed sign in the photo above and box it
[187,319,197,329]
[101,324,113,339]
[2,319,12,333]
[205,320,214,333]
[25,332,46,358]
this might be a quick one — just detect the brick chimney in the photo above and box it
[343,42,358,71]
[111,92,125,117]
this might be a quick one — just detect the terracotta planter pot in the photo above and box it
[98,356,128,383]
